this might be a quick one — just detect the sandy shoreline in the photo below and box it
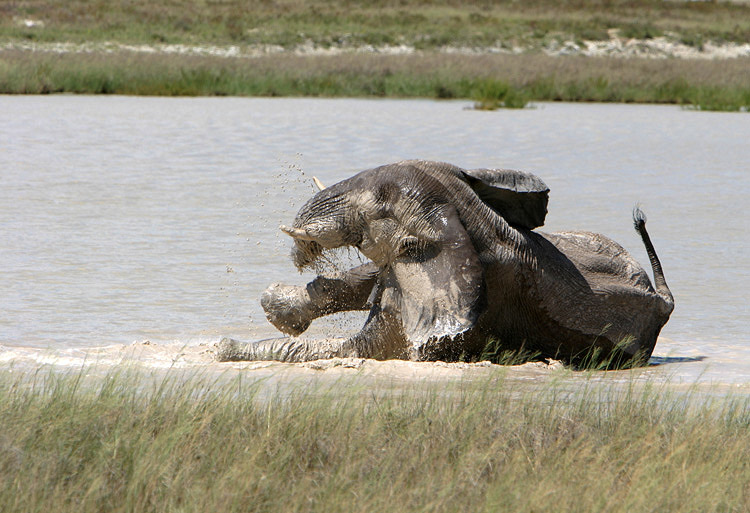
[0,339,564,377]
[4,32,750,60]
[2,338,748,400]
[0,338,671,392]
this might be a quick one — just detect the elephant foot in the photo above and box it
[261,283,315,336]
[214,337,247,362]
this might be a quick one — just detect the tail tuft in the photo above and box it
[632,205,647,231]
[631,205,674,315]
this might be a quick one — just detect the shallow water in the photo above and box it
[1,96,748,385]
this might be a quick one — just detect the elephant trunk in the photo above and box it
[287,183,363,269]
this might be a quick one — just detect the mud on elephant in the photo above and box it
[216,160,674,368]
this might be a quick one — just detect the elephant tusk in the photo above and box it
[312,176,326,191]
[280,225,316,241]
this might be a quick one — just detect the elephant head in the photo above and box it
[279,160,550,354]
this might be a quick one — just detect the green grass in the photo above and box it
[2,367,750,512]
[2,50,749,111]
[471,79,530,110]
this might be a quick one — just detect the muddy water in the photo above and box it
[1,96,748,386]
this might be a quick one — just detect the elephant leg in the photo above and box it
[214,336,356,362]
[261,263,379,336]
[348,304,408,360]
[215,307,406,363]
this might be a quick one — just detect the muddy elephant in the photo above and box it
[217,160,674,368]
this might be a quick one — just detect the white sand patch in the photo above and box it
[546,33,750,59]
[3,36,749,60]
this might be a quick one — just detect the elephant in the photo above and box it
[216,160,674,368]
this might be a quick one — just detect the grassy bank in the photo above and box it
[1,368,750,512]
[2,49,750,111]
[3,0,750,110]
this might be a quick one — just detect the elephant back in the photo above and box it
[463,168,549,230]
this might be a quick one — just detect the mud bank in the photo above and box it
[1,339,564,381]
[0,338,704,398]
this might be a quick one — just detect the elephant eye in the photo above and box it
[397,236,424,259]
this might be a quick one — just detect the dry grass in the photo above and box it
[2,367,750,512]
[3,0,750,48]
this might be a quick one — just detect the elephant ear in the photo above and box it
[378,204,485,353]
[463,168,549,229]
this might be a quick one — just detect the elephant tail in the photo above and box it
[633,207,674,315]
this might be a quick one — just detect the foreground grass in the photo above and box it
[3,50,750,111]
[1,367,750,512]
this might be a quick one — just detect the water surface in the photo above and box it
[1,96,747,385]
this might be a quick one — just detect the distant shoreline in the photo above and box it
[2,48,748,111]
[2,0,749,110]
[4,33,750,60]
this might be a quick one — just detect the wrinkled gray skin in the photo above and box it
[216,160,674,368]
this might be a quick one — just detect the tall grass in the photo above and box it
[3,50,749,111]
[2,367,750,512]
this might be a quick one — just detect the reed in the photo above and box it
[2,50,749,110]
[1,366,749,512]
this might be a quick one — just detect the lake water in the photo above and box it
[1,96,748,385]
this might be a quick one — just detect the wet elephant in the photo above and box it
[217,160,673,368]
